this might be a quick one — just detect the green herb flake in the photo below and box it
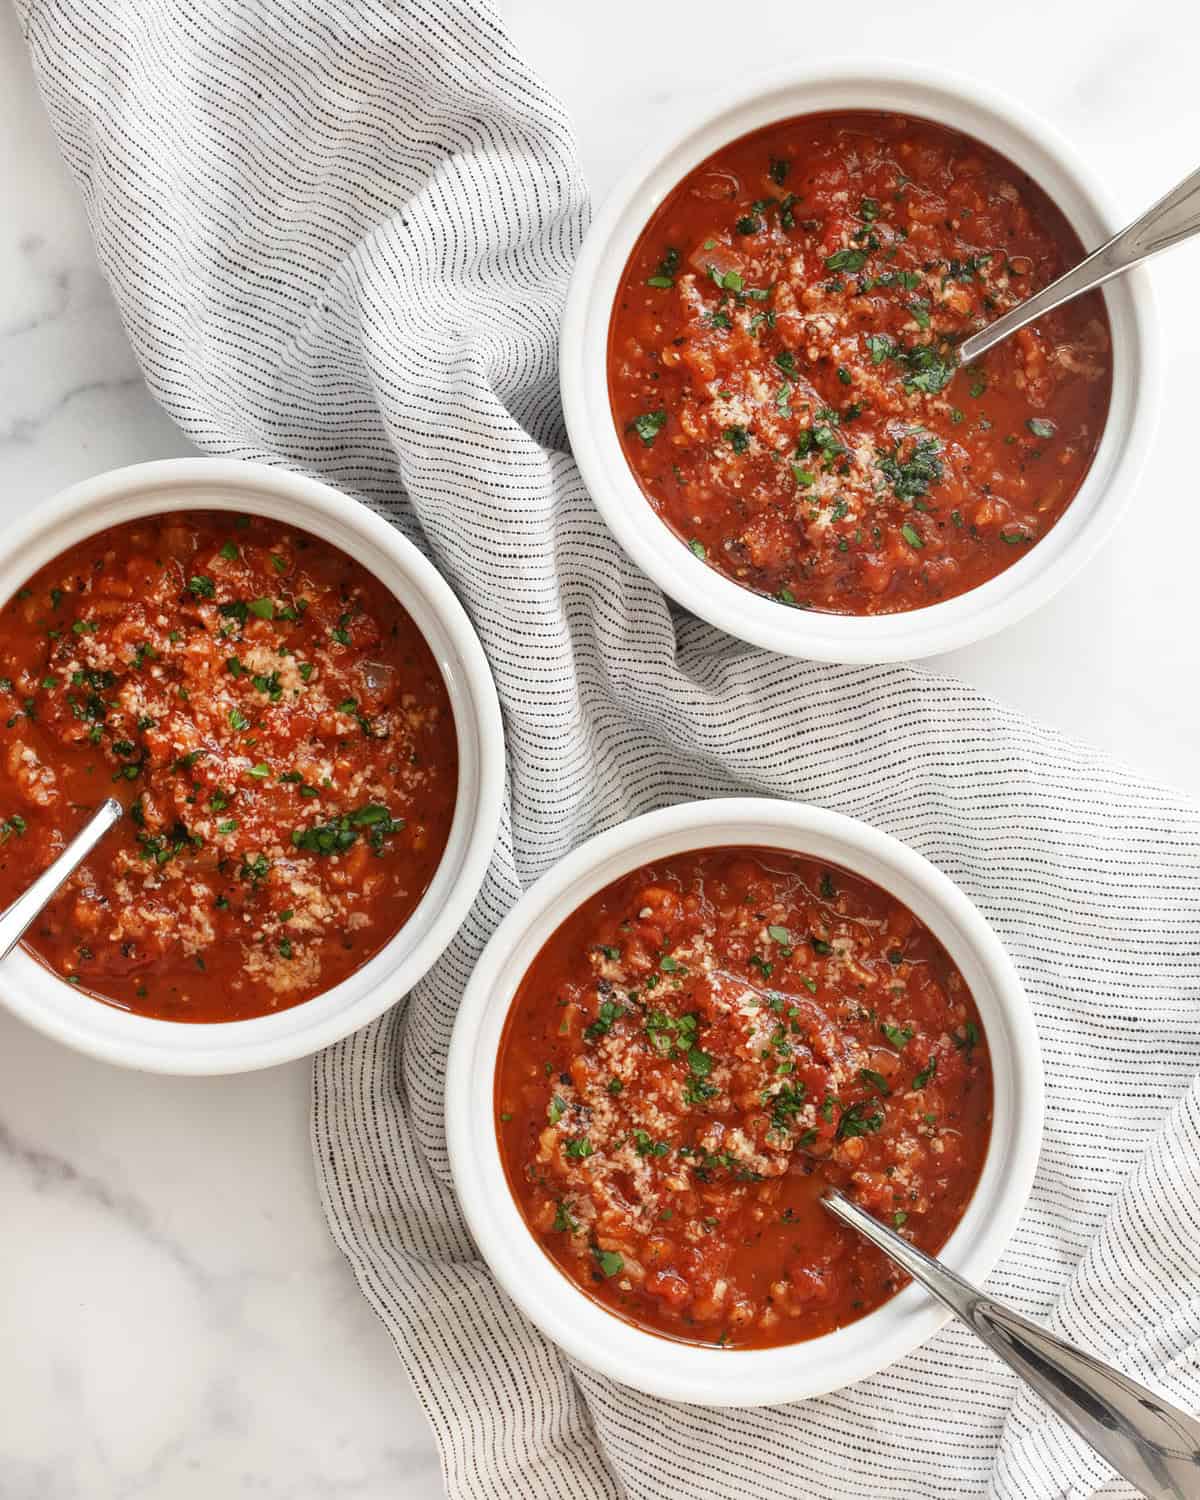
[913,1054,939,1090]
[858,1067,892,1096]
[837,1101,885,1140]
[631,409,667,447]
[882,1022,914,1050]
[593,1248,623,1278]
[825,248,867,273]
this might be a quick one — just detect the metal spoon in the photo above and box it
[957,165,1200,366]
[824,1186,1200,1499]
[0,797,123,963]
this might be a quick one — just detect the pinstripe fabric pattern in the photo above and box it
[19,0,1200,1494]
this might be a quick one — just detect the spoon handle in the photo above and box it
[957,164,1200,365]
[823,1188,1200,1500]
[0,797,123,963]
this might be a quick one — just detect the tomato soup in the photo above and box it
[495,848,992,1349]
[0,512,457,1021]
[608,111,1111,614]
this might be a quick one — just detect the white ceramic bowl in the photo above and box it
[0,458,504,1074]
[447,797,1042,1405]
[561,60,1159,662]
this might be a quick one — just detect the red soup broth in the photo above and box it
[0,511,458,1021]
[495,847,992,1349]
[608,110,1112,614]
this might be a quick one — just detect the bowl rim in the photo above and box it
[0,457,504,1074]
[446,797,1044,1406]
[561,56,1161,662]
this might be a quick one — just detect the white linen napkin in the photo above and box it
[19,0,1200,1494]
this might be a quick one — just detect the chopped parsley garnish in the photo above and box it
[881,1022,913,1050]
[768,157,790,185]
[632,1129,669,1158]
[943,253,990,283]
[645,1009,698,1060]
[631,409,667,446]
[825,248,867,273]
[896,341,957,395]
[858,1067,892,1096]
[0,814,27,843]
[290,802,404,857]
[564,1137,594,1159]
[1026,417,1056,439]
[765,1080,807,1133]
[187,575,216,598]
[592,1247,623,1278]
[705,265,744,295]
[137,822,200,867]
[239,853,270,887]
[584,1000,624,1042]
[837,1101,885,1140]
[879,431,944,502]
[724,425,750,454]
[913,1054,939,1090]
[646,246,680,288]
[766,924,792,952]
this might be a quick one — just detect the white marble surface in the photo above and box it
[1,1,1197,1496]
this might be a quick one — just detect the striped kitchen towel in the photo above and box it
[19,0,1200,1494]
